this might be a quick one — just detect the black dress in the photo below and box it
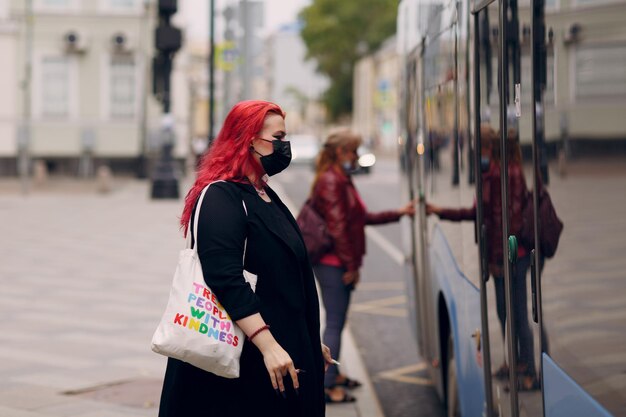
[158,181,325,417]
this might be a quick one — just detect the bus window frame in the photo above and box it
[473,0,498,14]
[471,6,495,417]
[472,1,530,415]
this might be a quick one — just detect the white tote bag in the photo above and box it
[151,181,256,378]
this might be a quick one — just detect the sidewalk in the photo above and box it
[0,179,383,417]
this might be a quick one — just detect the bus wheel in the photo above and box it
[447,335,461,417]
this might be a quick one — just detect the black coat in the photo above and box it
[159,181,325,417]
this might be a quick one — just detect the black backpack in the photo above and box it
[520,184,563,258]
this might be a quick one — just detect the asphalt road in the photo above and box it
[275,158,445,417]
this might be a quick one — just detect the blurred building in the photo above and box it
[353,36,399,154]
[0,0,192,177]
[186,41,209,146]
[0,0,18,171]
[256,21,328,137]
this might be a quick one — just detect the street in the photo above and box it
[0,157,444,417]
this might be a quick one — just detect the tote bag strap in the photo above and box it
[187,180,249,262]
[241,199,248,262]
[185,180,223,250]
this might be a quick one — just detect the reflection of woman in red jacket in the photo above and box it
[427,126,540,390]
[310,130,415,403]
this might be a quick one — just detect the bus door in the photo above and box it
[498,0,547,415]
[404,49,430,358]
[472,1,503,416]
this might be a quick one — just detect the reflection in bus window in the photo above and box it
[539,3,626,415]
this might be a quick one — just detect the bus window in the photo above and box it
[538,3,626,415]
[421,3,483,284]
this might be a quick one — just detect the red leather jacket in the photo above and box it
[437,161,528,274]
[311,167,402,272]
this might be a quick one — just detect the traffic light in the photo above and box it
[155,0,182,53]
[158,0,177,16]
[152,0,182,107]
[155,24,182,53]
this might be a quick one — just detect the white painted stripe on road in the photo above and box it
[365,226,406,266]
[342,329,387,417]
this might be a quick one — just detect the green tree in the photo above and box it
[300,0,397,120]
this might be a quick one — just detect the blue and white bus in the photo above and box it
[396,0,626,416]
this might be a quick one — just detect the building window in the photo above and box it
[574,44,626,100]
[519,0,557,8]
[521,53,555,106]
[35,0,77,11]
[574,0,622,6]
[110,0,136,7]
[110,55,136,119]
[41,56,70,118]
[100,0,140,13]
[0,0,8,19]
[42,0,69,5]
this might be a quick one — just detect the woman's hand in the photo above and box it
[399,200,417,217]
[425,203,441,216]
[321,344,333,372]
[255,332,299,396]
[342,270,360,287]
[236,314,299,395]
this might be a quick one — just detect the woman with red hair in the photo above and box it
[159,101,331,417]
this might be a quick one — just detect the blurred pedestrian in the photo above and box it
[158,100,333,417]
[427,125,539,390]
[309,130,415,403]
[191,136,208,169]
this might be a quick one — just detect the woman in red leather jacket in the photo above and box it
[310,130,415,403]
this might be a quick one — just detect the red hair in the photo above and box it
[180,100,285,234]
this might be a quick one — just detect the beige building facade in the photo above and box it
[352,36,399,154]
[0,0,192,176]
[255,23,328,138]
[0,0,18,169]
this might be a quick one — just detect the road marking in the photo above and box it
[352,307,407,317]
[376,362,432,386]
[357,282,405,291]
[365,227,405,266]
[354,295,406,307]
[351,295,407,317]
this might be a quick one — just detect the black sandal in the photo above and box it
[519,374,541,391]
[335,376,362,389]
[324,388,356,404]
[493,363,509,380]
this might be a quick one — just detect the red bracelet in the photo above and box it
[248,324,270,341]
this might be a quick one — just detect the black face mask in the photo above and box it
[253,139,292,176]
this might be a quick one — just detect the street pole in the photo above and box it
[208,0,215,146]
[150,0,182,199]
[137,0,152,179]
[19,0,34,194]
[223,4,235,124]
[240,0,250,100]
